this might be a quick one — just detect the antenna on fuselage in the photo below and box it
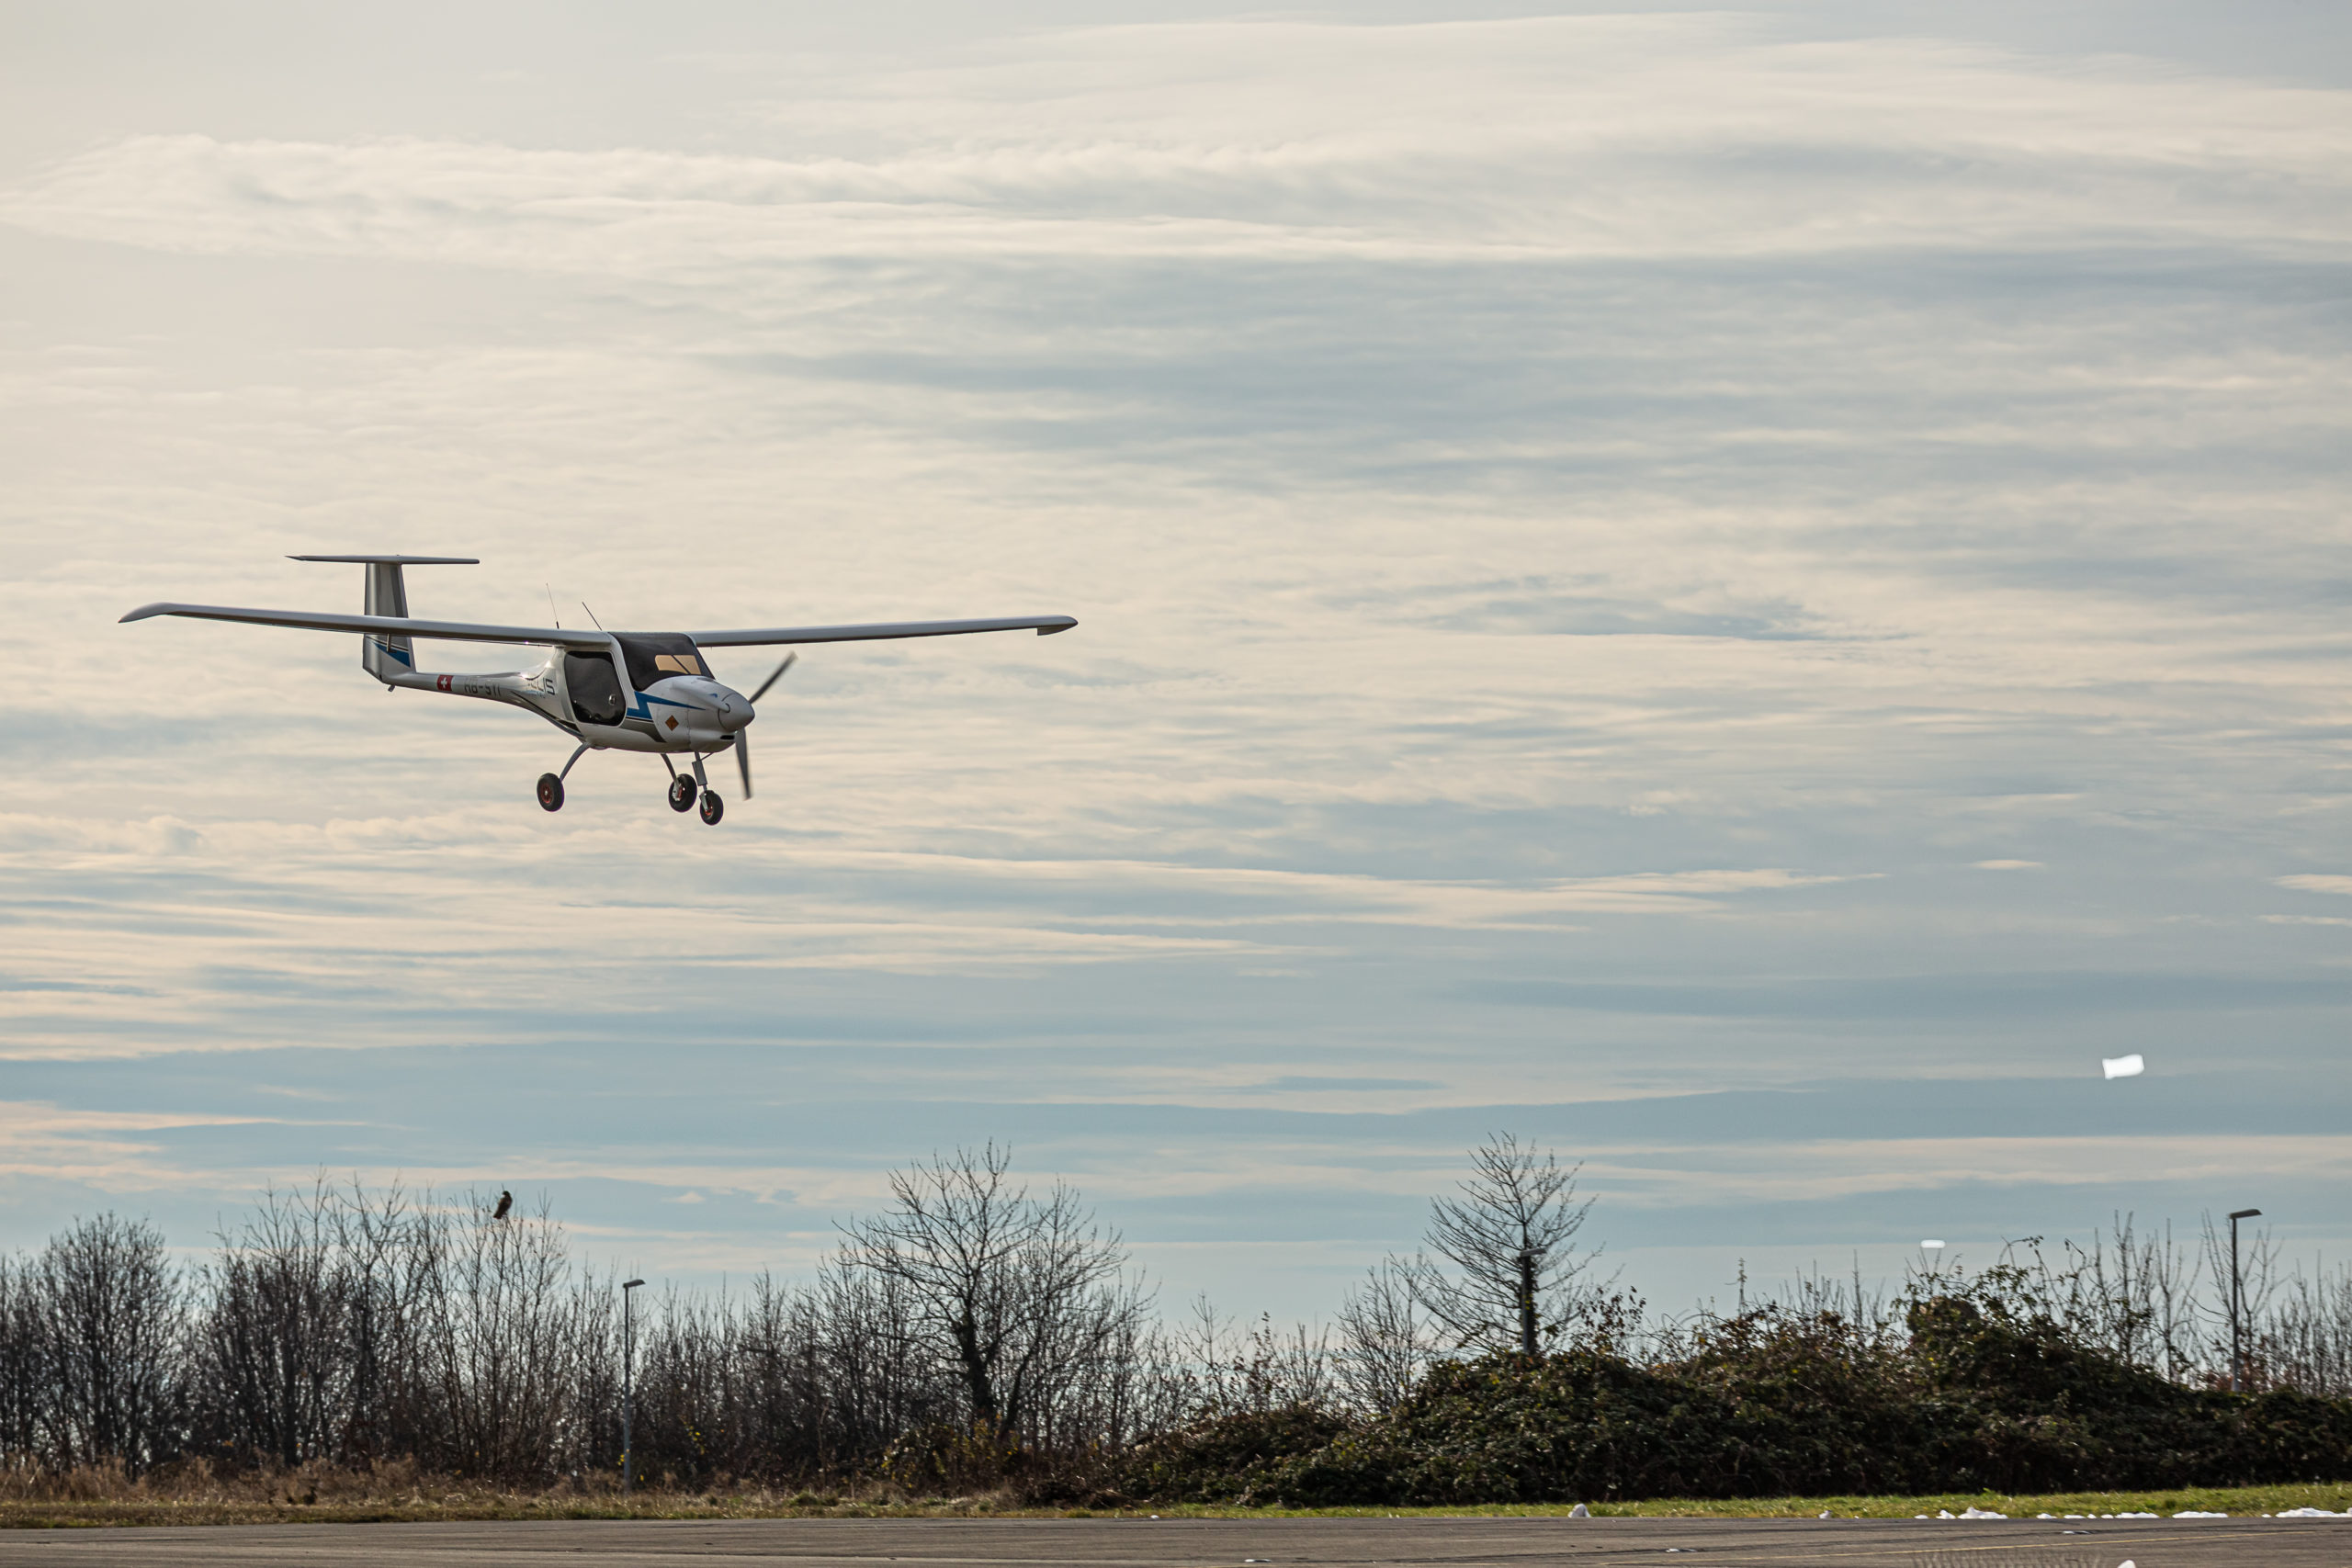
[580,602,605,631]
[546,583,561,630]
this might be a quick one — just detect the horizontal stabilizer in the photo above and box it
[288,554,480,566]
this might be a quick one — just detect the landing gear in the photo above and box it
[697,790,724,826]
[668,775,698,813]
[536,773,565,812]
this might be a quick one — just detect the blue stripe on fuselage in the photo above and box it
[628,691,701,720]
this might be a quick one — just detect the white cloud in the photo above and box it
[6,24,2346,279]
[0,9,2347,1316]
[2278,874,2352,896]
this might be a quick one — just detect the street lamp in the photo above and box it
[622,1278,646,1492]
[2228,1211,2261,1393]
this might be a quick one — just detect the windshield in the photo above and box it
[615,634,708,691]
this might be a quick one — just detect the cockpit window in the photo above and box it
[615,634,708,691]
[563,651,627,727]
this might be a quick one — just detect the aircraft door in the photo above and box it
[562,650,628,727]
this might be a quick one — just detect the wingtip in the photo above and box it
[119,603,169,624]
[1039,616,1078,636]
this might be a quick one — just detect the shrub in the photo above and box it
[1120,1291,2352,1505]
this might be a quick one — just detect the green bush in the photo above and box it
[1122,1289,2352,1505]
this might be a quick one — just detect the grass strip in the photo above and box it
[1,1482,2348,1528]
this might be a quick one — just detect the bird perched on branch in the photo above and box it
[493,1190,513,1221]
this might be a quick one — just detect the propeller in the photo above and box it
[735,654,797,800]
[750,652,797,702]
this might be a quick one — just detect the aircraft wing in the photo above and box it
[690,615,1078,647]
[119,603,613,649]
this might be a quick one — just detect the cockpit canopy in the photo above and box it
[615,633,709,691]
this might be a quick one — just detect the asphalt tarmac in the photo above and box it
[0,1516,2345,1567]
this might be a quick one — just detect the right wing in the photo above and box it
[119,603,613,649]
[690,615,1079,647]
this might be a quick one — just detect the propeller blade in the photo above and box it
[749,652,797,703]
[736,734,752,799]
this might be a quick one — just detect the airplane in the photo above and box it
[121,555,1077,824]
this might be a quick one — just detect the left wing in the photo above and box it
[690,615,1078,647]
[122,603,1080,649]
[120,603,611,649]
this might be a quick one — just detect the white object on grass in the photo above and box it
[2103,1054,2145,1079]
[1957,1507,2007,1519]
[2278,1507,2352,1517]
[2171,1510,2227,1517]
[1568,1505,1590,1518]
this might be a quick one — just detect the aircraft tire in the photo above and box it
[698,790,724,826]
[537,773,565,812]
[668,775,697,812]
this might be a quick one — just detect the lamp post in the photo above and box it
[2227,1210,2260,1393]
[622,1278,646,1492]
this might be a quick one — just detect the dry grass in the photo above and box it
[0,1460,948,1528]
[0,1465,2348,1529]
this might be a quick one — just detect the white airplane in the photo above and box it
[122,555,1076,824]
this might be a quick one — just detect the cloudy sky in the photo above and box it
[2,0,2348,1320]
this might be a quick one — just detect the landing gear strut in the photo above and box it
[539,742,589,813]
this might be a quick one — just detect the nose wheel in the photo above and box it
[536,773,565,812]
[697,790,724,826]
[668,775,697,813]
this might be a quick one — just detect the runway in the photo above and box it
[0,1515,2344,1567]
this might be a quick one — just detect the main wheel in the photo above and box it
[698,790,724,826]
[536,773,566,812]
[668,775,697,813]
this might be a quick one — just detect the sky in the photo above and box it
[1,1,2348,1324]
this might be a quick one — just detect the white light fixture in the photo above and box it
[2102,1054,2145,1079]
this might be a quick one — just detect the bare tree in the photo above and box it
[194,1180,350,1468]
[1417,1133,1600,1358]
[2260,1258,2352,1398]
[0,1253,48,1467]
[1335,1257,1436,1412]
[2201,1210,2283,1391]
[412,1190,590,1479]
[838,1145,1140,1445]
[1173,1297,1337,1417]
[36,1215,183,1473]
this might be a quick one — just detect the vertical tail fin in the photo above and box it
[288,554,480,685]
[363,561,413,681]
